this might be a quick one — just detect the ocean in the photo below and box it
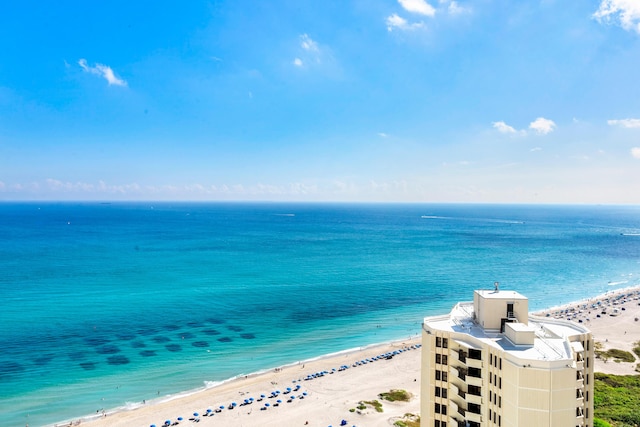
[1,202,639,427]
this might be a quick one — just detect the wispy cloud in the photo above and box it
[632,147,640,159]
[608,118,640,128]
[386,13,425,31]
[398,0,436,16]
[78,59,127,86]
[446,1,470,15]
[593,0,640,34]
[529,117,556,135]
[292,34,324,67]
[300,34,319,52]
[492,121,518,134]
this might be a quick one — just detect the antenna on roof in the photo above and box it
[494,281,499,292]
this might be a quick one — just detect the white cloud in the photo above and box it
[632,147,640,159]
[443,0,470,15]
[530,147,542,152]
[608,118,640,128]
[386,13,425,31]
[398,0,436,16]
[293,34,327,67]
[300,34,319,52]
[378,132,389,138]
[492,121,518,134]
[593,0,640,34]
[78,59,127,86]
[529,117,556,135]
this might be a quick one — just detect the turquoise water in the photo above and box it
[1,202,639,427]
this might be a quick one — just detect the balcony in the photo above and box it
[466,393,482,405]
[466,411,482,423]
[449,400,459,415]
[466,357,483,369]
[467,375,483,387]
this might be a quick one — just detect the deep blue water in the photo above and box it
[1,202,639,426]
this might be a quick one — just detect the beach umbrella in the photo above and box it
[277,399,282,403]
[165,420,171,426]
[219,405,225,410]
[177,417,183,421]
[302,392,308,396]
[265,403,270,407]
[232,402,237,406]
[150,425,156,427]
[193,412,199,417]
[206,408,212,413]
[286,387,291,392]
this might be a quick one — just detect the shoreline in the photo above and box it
[55,286,640,427]
[51,337,423,427]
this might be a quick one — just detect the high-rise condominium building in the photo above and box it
[421,286,593,427]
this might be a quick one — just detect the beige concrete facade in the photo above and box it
[421,288,594,427]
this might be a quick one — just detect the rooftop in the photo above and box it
[425,301,591,363]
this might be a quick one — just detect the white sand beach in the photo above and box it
[533,285,640,375]
[70,287,640,427]
[71,340,422,427]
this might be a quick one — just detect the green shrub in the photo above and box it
[593,418,612,427]
[394,413,420,427]
[633,341,640,359]
[379,389,411,402]
[362,400,383,413]
[597,348,636,363]
[594,373,640,426]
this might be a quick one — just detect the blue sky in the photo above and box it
[1,0,639,203]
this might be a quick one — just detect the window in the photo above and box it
[499,396,501,408]
[499,358,502,369]
[469,348,482,360]
[436,337,442,347]
[435,386,441,397]
[435,370,441,381]
[436,354,441,364]
[441,404,447,415]
[442,338,448,348]
[490,354,493,365]
[434,421,441,427]
[435,403,441,413]
[442,355,448,365]
[442,388,447,398]
[468,367,481,378]
[442,371,448,382]
[499,377,502,389]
